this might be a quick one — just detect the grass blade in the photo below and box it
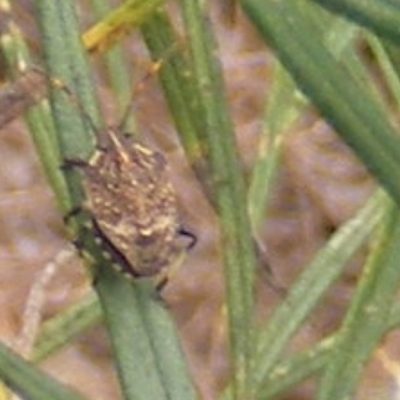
[0,342,86,400]
[35,1,197,399]
[309,0,400,44]
[240,0,400,206]
[316,202,400,399]
[253,190,387,394]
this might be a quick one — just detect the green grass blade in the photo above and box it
[140,11,214,201]
[0,342,86,400]
[32,292,101,362]
[257,296,400,398]
[253,190,387,393]
[94,271,168,400]
[0,2,70,211]
[35,2,197,399]
[36,0,99,156]
[309,0,400,43]
[83,0,165,53]
[316,202,400,399]
[240,0,400,207]
[89,0,135,131]
[135,280,199,399]
[181,0,258,398]
[36,0,99,216]
[248,61,305,234]
[248,15,371,235]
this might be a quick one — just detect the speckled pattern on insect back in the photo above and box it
[80,128,181,277]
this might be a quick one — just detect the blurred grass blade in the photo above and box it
[248,15,372,235]
[0,341,86,400]
[89,0,135,132]
[258,295,400,398]
[83,0,165,53]
[368,35,400,109]
[248,61,305,234]
[240,0,400,207]
[253,190,387,393]
[181,0,258,398]
[309,0,400,44]
[32,292,101,362]
[0,1,70,211]
[379,41,400,93]
[257,335,334,398]
[316,203,400,399]
[0,70,47,128]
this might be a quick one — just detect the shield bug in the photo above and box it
[70,127,194,278]
[56,51,195,280]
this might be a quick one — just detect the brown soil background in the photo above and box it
[1,1,399,399]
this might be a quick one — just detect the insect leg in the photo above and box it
[178,228,197,250]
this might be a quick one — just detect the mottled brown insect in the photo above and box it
[74,128,191,277]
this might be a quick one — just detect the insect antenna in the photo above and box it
[117,43,181,134]
[46,73,100,139]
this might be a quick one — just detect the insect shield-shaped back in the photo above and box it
[77,128,182,277]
